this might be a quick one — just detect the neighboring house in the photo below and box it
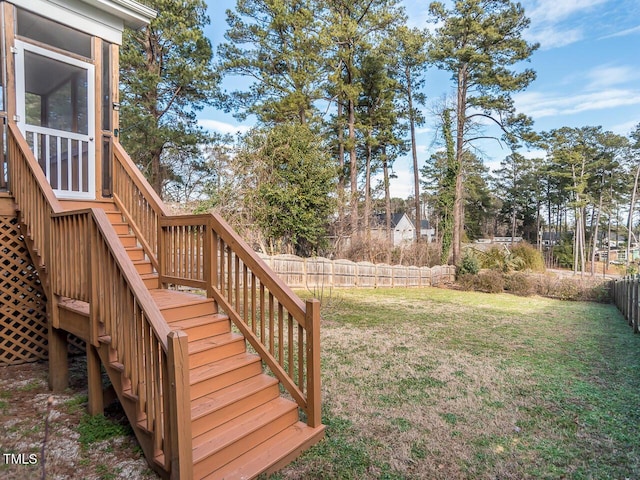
[603,234,627,248]
[372,212,416,246]
[541,232,561,247]
[420,219,435,243]
[493,236,523,245]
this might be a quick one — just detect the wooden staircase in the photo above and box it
[5,123,324,479]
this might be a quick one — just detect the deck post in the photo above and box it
[305,299,321,428]
[87,344,104,415]
[48,325,68,392]
[204,217,216,301]
[167,330,193,480]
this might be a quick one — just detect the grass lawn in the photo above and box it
[274,287,640,479]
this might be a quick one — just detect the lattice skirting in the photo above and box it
[1,216,84,366]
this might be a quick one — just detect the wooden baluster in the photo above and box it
[211,227,219,296]
[153,339,163,454]
[298,324,304,392]
[306,299,321,428]
[260,283,265,343]
[269,294,275,355]
[220,239,226,297]
[278,302,284,366]
[288,313,294,377]
[243,264,249,324]
[235,254,240,311]
[145,327,155,431]
[227,246,232,302]
[251,273,257,334]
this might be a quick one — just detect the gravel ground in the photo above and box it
[0,356,159,480]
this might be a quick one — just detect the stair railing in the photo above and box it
[112,142,168,272]
[7,123,192,479]
[160,214,322,428]
[50,208,192,477]
[112,142,322,429]
[6,123,63,269]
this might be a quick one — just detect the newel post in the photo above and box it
[158,219,166,288]
[46,212,67,392]
[204,216,218,300]
[305,299,322,428]
[167,330,193,480]
[87,215,104,415]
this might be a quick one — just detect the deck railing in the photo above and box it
[7,123,191,478]
[6,123,63,265]
[113,146,322,429]
[160,214,322,427]
[112,142,167,272]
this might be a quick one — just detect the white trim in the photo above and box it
[11,0,154,44]
[15,40,96,200]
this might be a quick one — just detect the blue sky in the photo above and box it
[199,0,640,198]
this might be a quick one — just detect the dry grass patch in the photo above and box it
[277,287,640,480]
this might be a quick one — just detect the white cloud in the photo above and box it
[522,0,608,49]
[526,0,608,24]
[198,119,251,135]
[415,126,432,135]
[609,119,640,136]
[514,88,640,119]
[602,24,640,39]
[388,167,415,199]
[521,148,547,160]
[586,64,636,90]
[525,26,584,49]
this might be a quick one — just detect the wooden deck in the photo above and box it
[2,123,324,478]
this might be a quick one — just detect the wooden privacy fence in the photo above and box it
[611,275,640,333]
[257,254,456,289]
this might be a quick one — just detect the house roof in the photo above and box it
[81,0,156,28]
[373,213,415,229]
[14,0,156,45]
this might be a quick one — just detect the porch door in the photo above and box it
[15,40,95,199]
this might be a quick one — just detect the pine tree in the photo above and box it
[217,0,325,125]
[325,0,405,237]
[387,26,430,242]
[119,0,218,197]
[428,0,538,264]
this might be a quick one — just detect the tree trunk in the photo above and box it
[383,147,392,261]
[348,98,359,237]
[453,65,468,265]
[626,163,640,265]
[337,101,345,242]
[407,66,420,242]
[364,139,372,241]
[590,193,603,276]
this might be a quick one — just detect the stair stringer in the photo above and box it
[94,336,172,479]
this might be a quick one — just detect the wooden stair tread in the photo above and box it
[189,332,244,352]
[191,375,279,421]
[190,353,262,385]
[149,289,213,309]
[202,422,325,480]
[192,397,297,464]
[45,200,324,477]
[168,313,228,329]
